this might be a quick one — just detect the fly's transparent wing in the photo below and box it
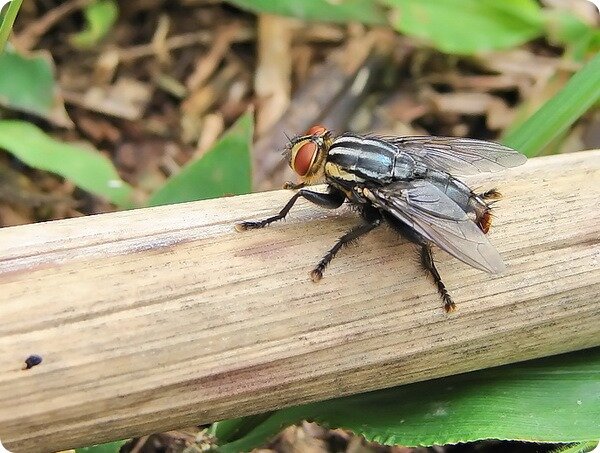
[364,180,505,273]
[388,136,527,175]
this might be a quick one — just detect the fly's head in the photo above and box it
[284,125,333,185]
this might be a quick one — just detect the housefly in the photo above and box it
[236,126,527,312]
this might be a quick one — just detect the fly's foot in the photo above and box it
[310,267,324,282]
[283,181,304,190]
[235,221,265,232]
[444,297,456,313]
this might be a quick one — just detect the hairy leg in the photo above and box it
[236,186,345,231]
[311,216,381,282]
[420,244,455,312]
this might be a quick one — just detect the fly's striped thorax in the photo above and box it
[325,134,418,184]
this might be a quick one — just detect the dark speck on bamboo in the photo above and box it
[22,354,43,370]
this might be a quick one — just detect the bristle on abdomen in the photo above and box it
[475,189,501,234]
[477,210,493,234]
[480,188,502,200]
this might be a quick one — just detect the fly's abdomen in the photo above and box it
[327,134,416,183]
[426,170,493,232]
[426,171,472,210]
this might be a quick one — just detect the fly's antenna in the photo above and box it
[281,131,293,158]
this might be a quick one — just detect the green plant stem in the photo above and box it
[0,0,22,52]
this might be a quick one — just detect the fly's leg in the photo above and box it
[420,244,455,312]
[380,212,454,311]
[235,187,345,231]
[311,218,381,282]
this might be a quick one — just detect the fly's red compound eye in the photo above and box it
[306,125,327,136]
[293,141,318,176]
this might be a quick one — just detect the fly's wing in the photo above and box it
[388,136,527,175]
[364,180,505,273]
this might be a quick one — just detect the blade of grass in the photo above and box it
[0,0,22,52]
[502,52,600,156]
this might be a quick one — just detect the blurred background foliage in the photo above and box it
[0,0,598,224]
[0,0,599,452]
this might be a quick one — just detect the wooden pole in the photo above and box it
[1,151,599,452]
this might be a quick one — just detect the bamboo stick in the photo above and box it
[0,151,599,452]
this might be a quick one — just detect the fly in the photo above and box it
[236,125,527,312]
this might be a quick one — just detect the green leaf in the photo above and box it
[212,413,275,445]
[217,348,600,452]
[0,48,72,127]
[70,0,118,49]
[148,112,253,207]
[226,0,386,25]
[383,0,544,54]
[0,0,22,53]
[545,10,600,61]
[502,52,600,156]
[76,439,128,453]
[0,120,133,207]
[552,442,600,453]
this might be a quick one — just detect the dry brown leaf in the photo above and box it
[187,23,241,91]
[181,63,240,143]
[194,112,225,159]
[63,78,153,120]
